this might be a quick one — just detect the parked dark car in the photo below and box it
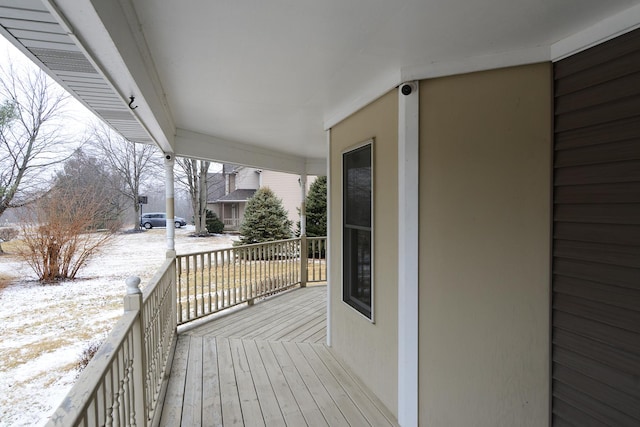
[140,213,187,229]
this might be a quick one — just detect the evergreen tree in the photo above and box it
[237,187,292,244]
[303,176,327,237]
[205,210,225,234]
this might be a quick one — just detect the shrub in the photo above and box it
[17,185,119,282]
[298,176,327,237]
[206,210,225,234]
[236,187,292,245]
[75,340,103,376]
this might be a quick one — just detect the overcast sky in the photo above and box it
[0,34,98,133]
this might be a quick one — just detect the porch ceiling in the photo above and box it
[0,0,639,174]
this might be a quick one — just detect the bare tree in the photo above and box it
[0,61,79,218]
[176,158,210,235]
[54,149,125,227]
[17,178,120,282]
[89,123,160,230]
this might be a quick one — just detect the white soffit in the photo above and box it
[0,0,165,149]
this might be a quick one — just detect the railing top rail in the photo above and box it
[143,257,175,302]
[176,237,302,258]
[47,311,138,425]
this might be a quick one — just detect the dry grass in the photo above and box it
[0,238,25,257]
[176,259,327,323]
[0,272,14,291]
[0,337,73,371]
[0,239,25,290]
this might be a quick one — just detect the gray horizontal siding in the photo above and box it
[552,27,640,427]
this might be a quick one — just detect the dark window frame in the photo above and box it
[342,140,374,321]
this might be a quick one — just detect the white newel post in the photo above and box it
[164,154,176,257]
[398,81,419,427]
[300,173,308,287]
[325,129,332,347]
[124,276,147,427]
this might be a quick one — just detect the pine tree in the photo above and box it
[303,176,327,237]
[237,187,292,244]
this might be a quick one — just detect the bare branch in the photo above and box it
[88,122,161,229]
[0,58,81,218]
[16,183,120,282]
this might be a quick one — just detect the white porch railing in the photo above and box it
[47,258,177,427]
[176,236,327,324]
[46,236,326,426]
[222,218,240,230]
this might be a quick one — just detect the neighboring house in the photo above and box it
[2,3,639,426]
[207,164,312,231]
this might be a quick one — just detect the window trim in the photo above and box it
[341,138,374,322]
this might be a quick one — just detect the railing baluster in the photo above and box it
[207,252,212,315]
[177,258,183,324]
[173,237,325,325]
[48,262,177,427]
[185,256,191,322]
[222,250,227,309]
[199,253,203,317]
[214,251,219,311]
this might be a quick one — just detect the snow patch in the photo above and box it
[0,227,236,426]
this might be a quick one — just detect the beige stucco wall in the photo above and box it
[261,170,315,226]
[329,89,399,416]
[418,63,552,426]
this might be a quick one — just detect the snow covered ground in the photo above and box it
[0,226,238,426]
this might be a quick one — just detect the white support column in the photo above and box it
[300,173,307,236]
[398,81,419,427]
[164,153,176,257]
[300,173,308,287]
[325,129,332,347]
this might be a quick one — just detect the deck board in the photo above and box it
[202,336,223,427]
[256,339,308,426]
[217,337,244,426]
[158,285,398,426]
[229,338,264,427]
[269,341,328,427]
[280,341,349,427]
[159,335,190,426]
[242,339,285,426]
[181,336,203,427]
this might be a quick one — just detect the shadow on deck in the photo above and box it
[158,285,398,426]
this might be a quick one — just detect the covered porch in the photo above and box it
[160,285,396,426]
[46,237,392,427]
[3,1,640,426]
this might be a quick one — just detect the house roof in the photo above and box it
[211,189,256,204]
[0,1,638,174]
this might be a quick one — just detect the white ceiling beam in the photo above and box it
[401,45,550,82]
[175,128,326,176]
[551,2,640,61]
[50,0,175,152]
[322,45,551,131]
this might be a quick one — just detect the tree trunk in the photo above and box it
[133,200,141,230]
[194,161,210,235]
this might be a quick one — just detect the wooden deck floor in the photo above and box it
[158,285,398,426]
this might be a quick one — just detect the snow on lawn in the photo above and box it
[0,226,238,427]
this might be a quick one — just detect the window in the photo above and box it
[343,141,373,319]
